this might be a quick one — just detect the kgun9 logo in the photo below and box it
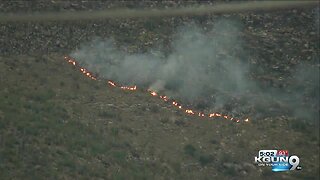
[254,150,302,172]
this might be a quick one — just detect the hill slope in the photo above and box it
[0,1,319,179]
[0,54,318,179]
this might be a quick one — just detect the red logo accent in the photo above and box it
[277,150,289,156]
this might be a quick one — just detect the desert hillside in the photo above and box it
[0,1,319,179]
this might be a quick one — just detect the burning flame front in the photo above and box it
[64,55,249,123]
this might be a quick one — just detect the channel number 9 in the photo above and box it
[289,155,300,170]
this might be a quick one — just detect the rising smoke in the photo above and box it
[70,19,319,122]
[71,20,251,101]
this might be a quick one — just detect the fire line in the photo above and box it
[64,55,249,123]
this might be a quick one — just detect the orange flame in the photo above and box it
[64,55,249,123]
[160,95,168,102]
[185,109,195,115]
[108,80,116,87]
[150,91,157,96]
[64,56,97,80]
[121,86,137,91]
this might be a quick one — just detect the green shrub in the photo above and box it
[59,81,65,87]
[184,144,196,157]
[99,110,117,118]
[112,151,127,163]
[111,127,119,136]
[210,139,218,144]
[29,90,55,102]
[198,155,214,166]
[150,104,159,113]
[290,119,307,133]
[223,166,237,176]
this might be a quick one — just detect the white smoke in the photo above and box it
[71,19,250,102]
[70,18,319,122]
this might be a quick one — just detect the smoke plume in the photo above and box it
[70,19,319,122]
[71,20,250,100]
